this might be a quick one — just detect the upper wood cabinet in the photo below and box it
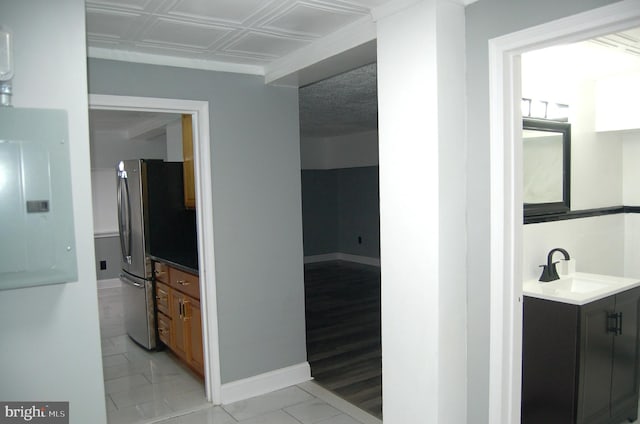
[182,114,196,209]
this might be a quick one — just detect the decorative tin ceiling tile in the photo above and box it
[261,2,366,37]
[86,8,142,39]
[140,18,231,49]
[165,0,268,24]
[86,0,152,11]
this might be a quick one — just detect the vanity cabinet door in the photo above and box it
[610,286,640,421]
[577,295,615,423]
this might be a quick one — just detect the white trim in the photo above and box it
[298,381,382,424]
[264,15,376,85]
[370,0,422,21]
[303,253,381,267]
[220,362,311,405]
[88,94,222,405]
[370,0,477,22]
[487,1,640,423]
[88,47,264,76]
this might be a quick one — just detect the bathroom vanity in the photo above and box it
[522,274,640,424]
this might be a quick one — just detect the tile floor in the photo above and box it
[98,281,381,424]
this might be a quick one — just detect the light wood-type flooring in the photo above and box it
[304,260,382,419]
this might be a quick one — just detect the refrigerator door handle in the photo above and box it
[120,274,144,288]
[117,171,132,264]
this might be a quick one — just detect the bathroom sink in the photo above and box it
[553,277,611,294]
[523,272,640,305]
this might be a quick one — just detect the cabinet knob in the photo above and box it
[177,279,190,286]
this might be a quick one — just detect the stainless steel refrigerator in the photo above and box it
[117,159,196,350]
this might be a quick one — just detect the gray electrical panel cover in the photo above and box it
[0,107,78,290]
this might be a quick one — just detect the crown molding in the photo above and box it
[87,46,265,76]
[371,0,478,22]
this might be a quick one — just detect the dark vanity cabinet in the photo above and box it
[522,286,640,424]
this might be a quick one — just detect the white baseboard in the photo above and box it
[304,252,381,267]
[220,362,311,405]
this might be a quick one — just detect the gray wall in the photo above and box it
[0,2,107,423]
[301,170,339,256]
[88,58,307,383]
[95,236,120,281]
[301,166,380,258]
[465,0,622,421]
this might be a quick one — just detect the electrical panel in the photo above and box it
[0,107,77,290]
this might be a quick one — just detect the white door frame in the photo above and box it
[488,1,640,423]
[89,94,222,404]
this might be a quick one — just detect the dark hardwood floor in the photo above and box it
[304,260,382,419]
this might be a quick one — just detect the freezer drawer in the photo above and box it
[120,273,156,350]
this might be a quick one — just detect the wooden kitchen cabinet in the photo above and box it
[522,286,640,423]
[184,296,204,373]
[169,289,189,360]
[155,281,171,316]
[157,311,172,347]
[182,114,196,209]
[153,260,203,377]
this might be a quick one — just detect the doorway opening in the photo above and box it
[298,64,382,420]
[88,95,221,423]
[488,2,640,422]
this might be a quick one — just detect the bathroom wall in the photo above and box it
[522,46,640,280]
[522,215,625,281]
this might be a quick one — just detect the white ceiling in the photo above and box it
[89,110,181,139]
[85,3,639,141]
[85,0,390,78]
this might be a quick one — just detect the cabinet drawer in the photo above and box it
[170,268,199,299]
[154,262,169,284]
[157,312,172,346]
[155,282,171,316]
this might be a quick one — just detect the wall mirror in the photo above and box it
[523,118,571,217]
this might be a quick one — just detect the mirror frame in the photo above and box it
[523,117,571,217]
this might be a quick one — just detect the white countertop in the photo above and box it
[523,272,640,305]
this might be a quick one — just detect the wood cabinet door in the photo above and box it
[170,290,187,360]
[155,282,171,316]
[185,296,204,375]
[182,114,196,209]
[610,287,640,419]
[157,312,172,347]
[578,295,616,423]
[154,261,169,284]
[169,267,199,300]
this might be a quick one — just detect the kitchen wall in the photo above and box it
[0,2,107,423]
[300,129,380,262]
[91,129,169,280]
[88,58,306,384]
[465,0,623,422]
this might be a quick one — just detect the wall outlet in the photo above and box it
[100,260,107,270]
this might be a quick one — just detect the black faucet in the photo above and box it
[539,248,571,282]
